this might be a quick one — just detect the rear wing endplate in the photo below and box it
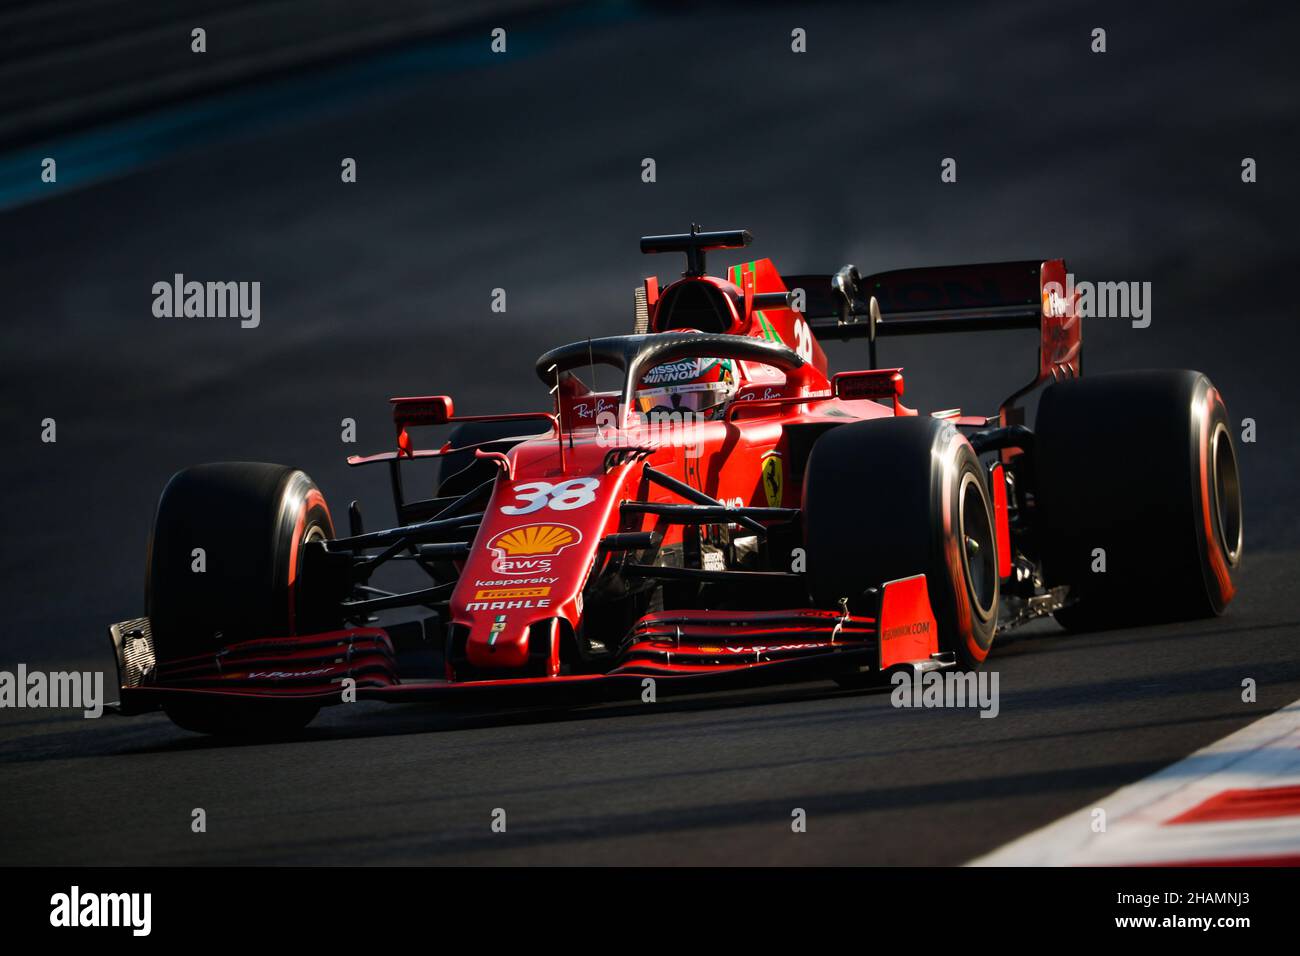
[782,259,1080,429]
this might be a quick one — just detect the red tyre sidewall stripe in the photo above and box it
[1199,386,1235,607]
[941,440,988,663]
[287,488,330,635]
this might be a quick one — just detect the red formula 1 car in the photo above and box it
[108,227,1244,734]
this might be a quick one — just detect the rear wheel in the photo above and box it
[146,462,334,734]
[803,417,999,669]
[1035,370,1242,630]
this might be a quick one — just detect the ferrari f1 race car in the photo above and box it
[108,227,1245,734]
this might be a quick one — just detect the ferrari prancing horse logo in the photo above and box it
[761,453,783,508]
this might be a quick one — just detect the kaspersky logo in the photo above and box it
[487,523,581,575]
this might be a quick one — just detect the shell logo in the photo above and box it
[488,523,580,557]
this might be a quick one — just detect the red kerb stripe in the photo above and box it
[1165,785,1300,825]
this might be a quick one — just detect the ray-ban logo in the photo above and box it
[152,274,261,328]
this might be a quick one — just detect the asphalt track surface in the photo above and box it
[2,0,1299,865]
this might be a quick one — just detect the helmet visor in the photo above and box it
[634,357,736,418]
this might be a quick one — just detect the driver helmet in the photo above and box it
[635,349,738,421]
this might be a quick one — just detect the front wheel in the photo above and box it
[146,462,335,734]
[803,417,999,669]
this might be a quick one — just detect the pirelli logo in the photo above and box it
[474,586,551,600]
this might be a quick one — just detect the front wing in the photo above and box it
[109,576,950,715]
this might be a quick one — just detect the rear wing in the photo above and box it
[775,259,1081,427]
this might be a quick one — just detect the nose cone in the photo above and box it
[458,527,578,670]
[453,515,603,674]
[465,613,530,669]
[449,439,628,676]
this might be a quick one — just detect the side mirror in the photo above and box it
[831,368,914,416]
[830,264,862,326]
[390,394,455,427]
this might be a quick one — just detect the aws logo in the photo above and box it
[487,523,581,575]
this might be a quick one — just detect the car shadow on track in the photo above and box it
[110,679,895,755]
[6,615,1296,762]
